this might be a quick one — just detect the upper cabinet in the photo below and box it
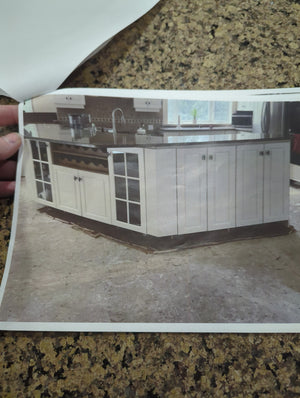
[54,95,86,109]
[133,98,162,112]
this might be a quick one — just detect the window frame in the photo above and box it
[163,100,235,125]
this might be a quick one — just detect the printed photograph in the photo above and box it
[0,90,299,327]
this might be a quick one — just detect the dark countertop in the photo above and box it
[24,123,289,149]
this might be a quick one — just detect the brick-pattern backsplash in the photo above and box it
[57,96,163,134]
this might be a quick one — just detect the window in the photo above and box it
[165,100,232,125]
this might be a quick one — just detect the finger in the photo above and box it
[0,160,17,180]
[0,181,15,197]
[0,105,18,126]
[0,133,22,161]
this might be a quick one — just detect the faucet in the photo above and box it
[109,108,126,134]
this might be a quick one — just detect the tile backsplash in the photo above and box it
[57,96,163,134]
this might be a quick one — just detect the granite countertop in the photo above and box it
[1,0,300,395]
[24,123,289,149]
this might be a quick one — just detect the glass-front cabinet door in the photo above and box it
[29,140,54,204]
[108,147,146,233]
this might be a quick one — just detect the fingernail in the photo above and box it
[3,133,21,145]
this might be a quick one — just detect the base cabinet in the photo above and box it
[263,142,290,223]
[236,144,264,226]
[108,147,146,233]
[177,145,236,234]
[177,147,208,234]
[27,139,289,238]
[53,165,111,224]
[29,140,55,206]
[236,142,290,226]
[207,146,236,231]
[145,148,177,236]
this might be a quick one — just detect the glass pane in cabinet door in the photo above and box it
[33,161,42,180]
[129,203,141,226]
[115,177,127,199]
[36,181,44,198]
[39,142,48,162]
[128,179,140,202]
[42,163,51,182]
[126,153,139,178]
[113,153,125,176]
[116,200,127,223]
[44,183,53,202]
[30,141,39,159]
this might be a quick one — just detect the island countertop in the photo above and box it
[24,123,290,149]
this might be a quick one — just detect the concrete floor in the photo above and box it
[0,177,300,324]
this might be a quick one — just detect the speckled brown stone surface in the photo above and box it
[1,0,300,396]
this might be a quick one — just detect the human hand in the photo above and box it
[0,105,21,197]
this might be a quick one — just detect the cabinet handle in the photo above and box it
[265,150,270,156]
[209,155,213,160]
[202,155,206,160]
[74,176,78,181]
[78,177,82,182]
[259,151,264,156]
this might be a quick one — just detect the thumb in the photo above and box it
[0,133,22,161]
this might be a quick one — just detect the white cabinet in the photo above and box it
[236,143,264,226]
[145,148,177,236]
[53,165,111,223]
[53,166,81,215]
[207,146,236,230]
[177,147,208,234]
[133,98,162,112]
[28,140,55,206]
[54,95,85,109]
[263,142,290,223]
[236,142,289,226]
[27,137,289,238]
[177,145,236,234]
[108,147,146,233]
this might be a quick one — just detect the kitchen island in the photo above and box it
[24,123,290,247]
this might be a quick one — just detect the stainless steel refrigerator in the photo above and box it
[261,101,300,183]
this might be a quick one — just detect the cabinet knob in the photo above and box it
[202,155,206,160]
[74,176,78,181]
[78,177,82,182]
[259,151,264,156]
[209,155,213,160]
[265,150,270,156]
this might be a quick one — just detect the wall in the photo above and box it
[56,96,163,134]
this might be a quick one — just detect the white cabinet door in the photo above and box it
[133,98,162,112]
[177,147,208,234]
[53,165,81,215]
[55,95,85,109]
[207,146,236,230]
[108,147,146,233]
[145,148,177,236]
[53,166,112,223]
[263,142,290,223]
[80,171,111,224]
[29,140,56,206]
[236,144,264,226]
